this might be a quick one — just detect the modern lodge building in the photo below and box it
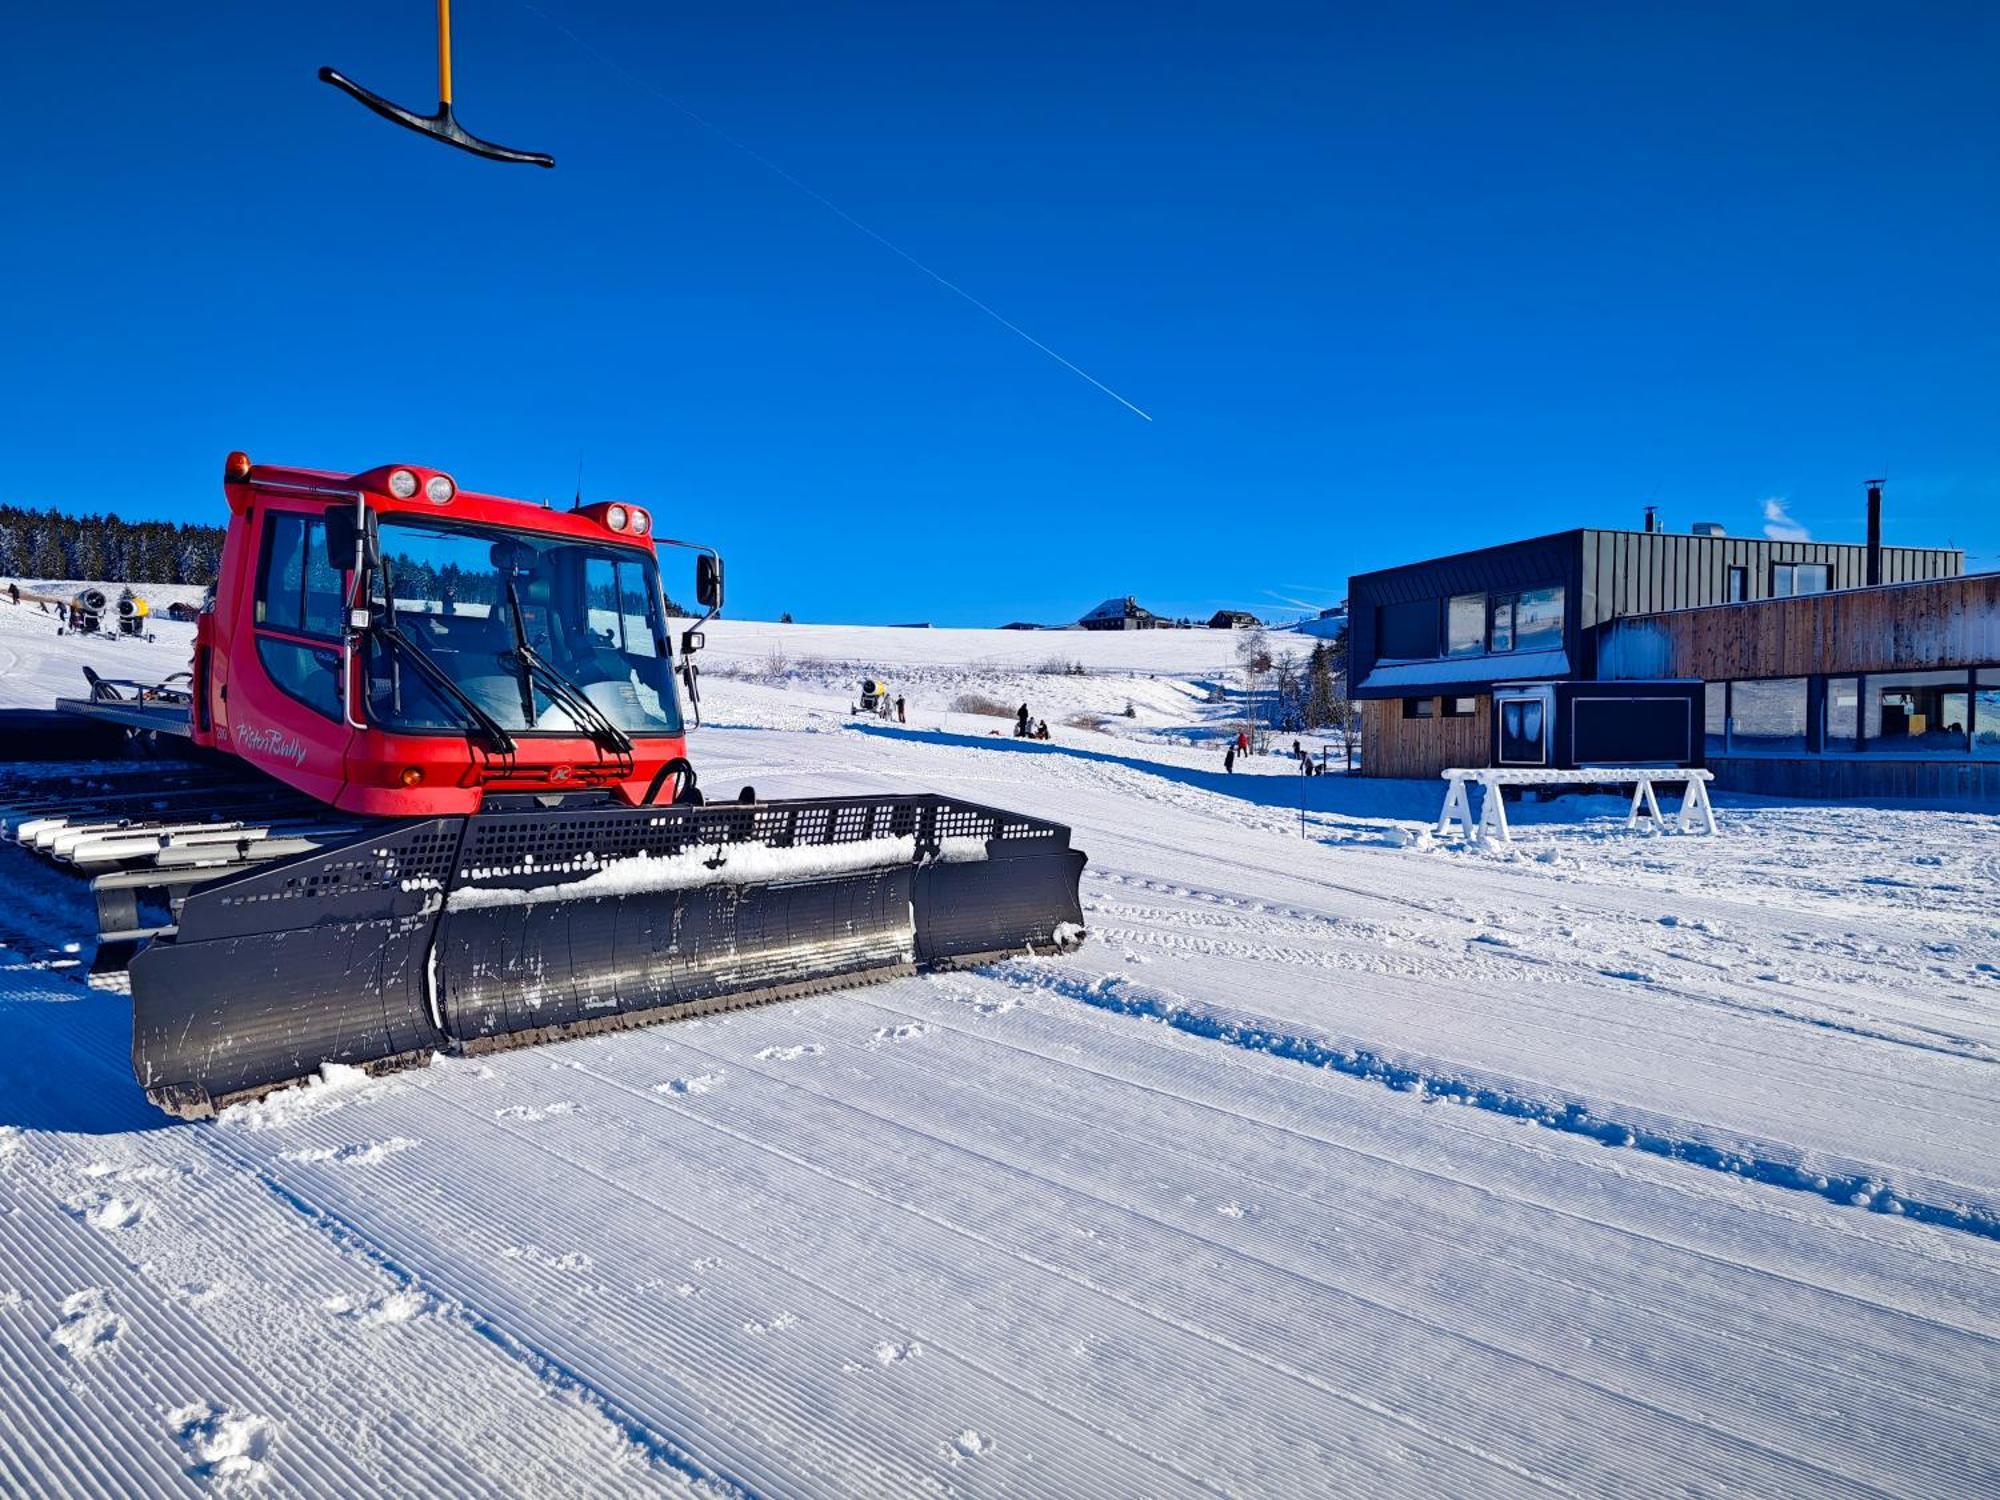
[1347,494,1998,802]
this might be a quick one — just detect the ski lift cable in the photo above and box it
[512,0,1154,423]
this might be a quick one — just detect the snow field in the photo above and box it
[0,606,1994,1495]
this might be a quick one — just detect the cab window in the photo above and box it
[255,512,345,719]
[257,513,344,637]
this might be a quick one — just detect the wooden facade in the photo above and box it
[1597,573,2000,680]
[1359,697,1490,780]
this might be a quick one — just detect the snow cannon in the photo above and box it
[63,588,108,636]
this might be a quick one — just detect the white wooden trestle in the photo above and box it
[1435,767,1716,845]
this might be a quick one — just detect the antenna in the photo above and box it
[572,453,584,511]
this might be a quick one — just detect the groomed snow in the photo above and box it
[0,599,1995,1497]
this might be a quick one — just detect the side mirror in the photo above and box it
[696,553,723,609]
[680,628,705,657]
[324,506,359,569]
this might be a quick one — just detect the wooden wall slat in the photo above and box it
[1359,697,1491,778]
[1599,574,2000,679]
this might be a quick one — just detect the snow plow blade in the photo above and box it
[127,793,1085,1118]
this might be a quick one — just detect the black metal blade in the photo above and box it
[318,68,555,169]
[128,794,1085,1118]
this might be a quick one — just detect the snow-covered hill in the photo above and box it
[0,599,1995,1496]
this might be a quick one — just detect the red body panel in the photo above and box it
[193,460,689,817]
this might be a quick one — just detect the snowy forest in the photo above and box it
[0,505,224,586]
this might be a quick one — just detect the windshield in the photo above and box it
[364,517,683,737]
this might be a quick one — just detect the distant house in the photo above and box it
[999,621,1045,631]
[1079,596,1161,631]
[1207,609,1261,630]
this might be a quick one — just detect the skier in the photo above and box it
[1224,745,1236,774]
[1236,730,1249,755]
[6,582,17,606]
[896,695,906,724]
[1035,720,1050,741]
[1016,703,1031,738]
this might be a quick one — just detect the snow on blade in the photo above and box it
[450,833,961,909]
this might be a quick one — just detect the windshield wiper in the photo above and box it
[498,574,541,728]
[500,574,633,755]
[376,558,517,754]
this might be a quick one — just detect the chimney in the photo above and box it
[1643,505,1659,533]
[1865,480,1883,587]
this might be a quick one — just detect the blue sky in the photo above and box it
[3,2,1996,624]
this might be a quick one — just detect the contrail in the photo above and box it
[514,1,1153,421]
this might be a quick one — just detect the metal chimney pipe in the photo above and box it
[1644,505,1659,534]
[1865,480,1883,587]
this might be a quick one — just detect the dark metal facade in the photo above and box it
[1350,529,1962,696]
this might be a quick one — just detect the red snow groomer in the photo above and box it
[26,453,1085,1118]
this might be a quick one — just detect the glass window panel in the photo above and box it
[257,514,307,631]
[1512,586,1564,651]
[1865,670,1973,756]
[1705,681,1728,756]
[1487,596,1515,653]
[1442,696,1478,718]
[1377,601,1439,660]
[1727,566,1747,602]
[300,522,342,636]
[367,519,682,736]
[617,562,660,659]
[1729,678,1807,754]
[1976,679,2000,759]
[1402,697,1435,719]
[1795,563,1830,594]
[1446,594,1485,657]
[1824,677,1859,752]
[257,636,341,720]
[1497,698,1546,764]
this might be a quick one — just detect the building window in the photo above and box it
[1771,562,1831,598]
[1705,682,1728,756]
[1487,585,1564,654]
[1866,670,1972,755]
[1496,696,1547,764]
[1728,678,1808,754]
[1976,670,2000,760]
[1377,600,1440,661]
[1402,696,1436,719]
[1727,565,1748,602]
[1446,594,1485,657]
[1824,677,1859,752]
[1441,696,1478,718]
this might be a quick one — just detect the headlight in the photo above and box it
[425,474,455,504]
[605,504,629,532]
[628,508,650,535]
[387,468,420,499]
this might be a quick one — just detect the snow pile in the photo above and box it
[49,1288,122,1361]
[218,1062,403,1132]
[168,1402,276,1492]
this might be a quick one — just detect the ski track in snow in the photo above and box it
[0,602,1997,1496]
